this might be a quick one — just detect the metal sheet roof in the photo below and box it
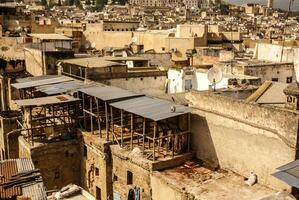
[272,160,299,188]
[60,57,126,68]
[110,96,191,121]
[12,76,74,89]
[0,159,47,200]
[16,75,60,83]
[14,94,80,107]
[78,86,144,102]
[29,33,72,41]
[35,80,91,95]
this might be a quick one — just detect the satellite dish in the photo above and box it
[207,67,223,91]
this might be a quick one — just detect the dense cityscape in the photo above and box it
[0,0,299,199]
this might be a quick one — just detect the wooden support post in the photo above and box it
[153,123,156,161]
[121,110,123,147]
[130,113,133,150]
[29,106,33,146]
[187,113,191,152]
[96,98,101,137]
[105,102,109,141]
[172,134,174,158]
[82,93,86,129]
[142,118,145,153]
[110,107,114,142]
[90,97,94,134]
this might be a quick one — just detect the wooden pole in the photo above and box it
[121,110,123,147]
[130,113,133,150]
[90,97,94,134]
[153,122,156,161]
[187,113,191,152]
[82,93,86,129]
[96,98,101,137]
[29,106,33,146]
[105,102,109,141]
[142,118,145,153]
[110,107,114,142]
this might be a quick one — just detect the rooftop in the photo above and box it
[155,160,275,200]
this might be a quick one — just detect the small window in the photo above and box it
[287,77,293,83]
[84,145,87,157]
[113,174,118,181]
[272,78,278,82]
[95,167,99,176]
[127,171,133,185]
[162,47,165,51]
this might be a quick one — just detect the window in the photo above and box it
[95,167,99,176]
[84,145,87,157]
[272,78,278,82]
[185,79,192,90]
[127,171,133,185]
[162,47,165,51]
[113,174,118,181]
[287,77,293,83]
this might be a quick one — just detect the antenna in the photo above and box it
[207,67,223,91]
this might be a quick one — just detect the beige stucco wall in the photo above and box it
[186,91,298,191]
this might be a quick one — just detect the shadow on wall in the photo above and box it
[190,113,219,169]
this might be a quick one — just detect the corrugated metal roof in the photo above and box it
[0,159,22,199]
[12,76,74,89]
[78,85,144,102]
[110,96,191,121]
[60,57,127,68]
[29,33,72,41]
[16,75,60,83]
[35,80,92,95]
[272,160,299,189]
[0,159,47,200]
[14,94,80,107]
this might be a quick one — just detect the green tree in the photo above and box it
[95,0,106,11]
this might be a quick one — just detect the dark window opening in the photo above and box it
[272,78,278,82]
[127,171,133,185]
[113,174,118,181]
[287,77,293,83]
[84,145,87,157]
[96,186,101,200]
[95,167,99,176]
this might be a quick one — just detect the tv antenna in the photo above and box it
[207,67,223,91]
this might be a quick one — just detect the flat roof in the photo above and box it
[12,76,74,89]
[78,85,144,102]
[104,56,149,61]
[110,96,191,121]
[60,57,127,68]
[14,95,80,107]
[28,34,72,41]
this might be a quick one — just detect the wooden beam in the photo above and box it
[90,97,94,134]
[142,118,145,153]
[153,122,156,161]
[130,113,133,150]
[121,110,123,147]
[105,102,109,141]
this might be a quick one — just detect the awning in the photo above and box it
[272,160,299,188]
[110,96,191,121]
[14,95,80,107]
[78,86,144,102]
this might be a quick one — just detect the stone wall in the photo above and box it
[18,137,81,190]
[186,91,299,190]
[80,131,113,200]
